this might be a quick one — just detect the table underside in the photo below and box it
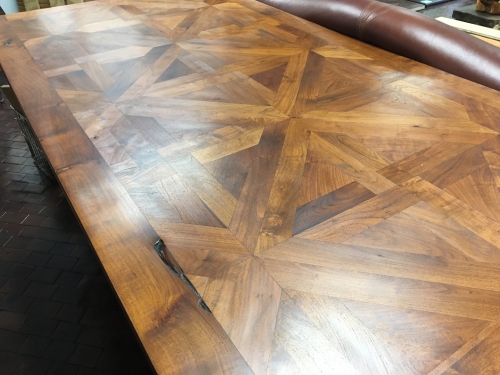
[2,0,500,373]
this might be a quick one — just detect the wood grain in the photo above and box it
[3,0,500,373]
[0,16,251,374]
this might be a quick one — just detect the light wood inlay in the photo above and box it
[3,0,500,373]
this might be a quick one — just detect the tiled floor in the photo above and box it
[0,83,153,373]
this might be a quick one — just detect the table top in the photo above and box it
[2,1,500,374]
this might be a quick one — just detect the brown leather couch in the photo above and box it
[257,0,500,92]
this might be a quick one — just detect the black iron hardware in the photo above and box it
[154,239,211,313]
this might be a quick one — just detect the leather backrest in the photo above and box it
[258,0,500,91]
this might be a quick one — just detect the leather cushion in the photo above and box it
[258,0,500,91]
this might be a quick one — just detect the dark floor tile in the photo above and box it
[75,367,113,375]
[69,344,102,367]
[52,321,84,343]
[21,192,43,203]
[0,247,30,263]
[18,335,51,357]
[5,149,28,158]
[72,259,101,275]
[19,166,41,175]
[11,134,25,141]
[42,216,68,230]
[68,233,89,246]
[20,315,59,337]
[0,311,28,330]
[76,326,108,347]
[0,232,11,246]
[2,155,27,165]
[51,286,84,305]
[4,191,27,202]
[24,183,49,194]
[44,339,77,362]
[0,211,29,224]
[46,255,78,271]
[6,262,34,279]
[28,266,61,283]
[51,242,77,256]
[56,200,73,212]
[0,329,26,352]
[0,171,25,181]
[5,235,31,249]
[9,143,28,151]
[0,350,52,375]
[39,206,62,218]
[0,134,16,142]
[55,271,84,288]
[1,222,25,235]
[98,329,153,374]
[21,174,46,184]
[64,222,82,232]
[23,281,58,299]
[47,361,80,375]
[79,308,110,328]
[80,290,115,310]
[26,298,62,318]
[0,293,34,313]
[94,348,127,373]
[21,214,45,226]
[70,246,93,260]
[4,181,29,191]
[0,277,30,294]
[19,203,44,215]
[2,200,27,212]
[0,276,8,289]
[56,304,85,324]
[44,229,73,243]
[39,195,62,208]
[23,252,51,267]
[26,238,56,253]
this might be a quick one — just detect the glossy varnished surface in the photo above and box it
[2,1,500,374]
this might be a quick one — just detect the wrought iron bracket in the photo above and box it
[154,239,211,313]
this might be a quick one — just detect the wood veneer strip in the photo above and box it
[427,321,500,375]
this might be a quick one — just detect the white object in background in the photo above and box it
[0,0,20,13]
[437,17,500,41]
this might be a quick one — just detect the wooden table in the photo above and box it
[2,1,500,373]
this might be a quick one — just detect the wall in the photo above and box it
[0,0,19,13]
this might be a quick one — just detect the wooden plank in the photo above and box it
[297,182,421,242]
[260,257,500,321]
[255,119,309,253]
[273,50,308,115]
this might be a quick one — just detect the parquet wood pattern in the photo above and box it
[2,0,500,373]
